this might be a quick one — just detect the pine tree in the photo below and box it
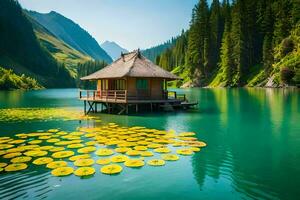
[209,0,224,70]
[185,0,210,85]
[273,0,292,45]
[231,0,247,86]
[219,0,233,85]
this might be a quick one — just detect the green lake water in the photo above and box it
[0,88,299,200]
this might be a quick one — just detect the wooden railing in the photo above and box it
[79,90,186,102]
[79,90,127,102]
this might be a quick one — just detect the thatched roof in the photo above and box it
[81,50,181,80]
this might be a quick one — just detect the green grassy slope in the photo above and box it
[27,11,112,63]
[29,17,92,77]
[0,0,74,88]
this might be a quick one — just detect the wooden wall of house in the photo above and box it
[97,80,101,91]
[150,78,164,99]
[127,78,136,98]
[96,78,165,100]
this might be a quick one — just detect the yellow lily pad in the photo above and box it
[85,141,96,146]
[100,164,122,175]
[140,151,154,157]
[124,159,145,168]
[74,167,95,177]
[95,148,114,156]
[0,162,8,168]
[5,163,28,172]
[52,151,74,158]
[154,147,171,153]
[134,146,148,151]
[11,156,32,163]
[51,167,74,176]
[74,159,95,167]
[161,154,179,161]
[147,159,165,166]
[96,158,111,165]
[33,157,54,165]
[46,161,68,169]
[178,132,196,137]
[115,147,131,153]
[125,150,140,156]
[69,154,90,161]
[111,155,128,163]
[77,146,96,154]
[3,152,22,158]
[47,139,60,143]
[67,144,84,149]
[176,149,194,155]
[24,150,48,157]
[28,140,43,144]
[49,147,65,152]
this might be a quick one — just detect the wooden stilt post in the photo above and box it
[126,104,128,114]
[150,103,153,112]
[84,100,86,114]
[95,103,97,113]
[136,104,138,112]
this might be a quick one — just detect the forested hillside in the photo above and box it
[0,0,74,88]
[77,60,107,89]
[148,0,300,88]
[27,11,113,63]
[28,15,92,77]
[142,38,177,63]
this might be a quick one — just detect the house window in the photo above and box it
[136,79,148,90]
[111,79,125,90]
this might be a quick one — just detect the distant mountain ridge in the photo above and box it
[101,41,128,60]
[142,38,177,62]
[27,11,112,63]
[0,0,74,88]
[27,14,91,77]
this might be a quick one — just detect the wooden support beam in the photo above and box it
[117,104,126,115]
[86,101,95,114]
[84,100,86,114]
[136,104,138,112]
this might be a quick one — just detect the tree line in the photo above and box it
[154,0,300,87]
[76,60,107,89]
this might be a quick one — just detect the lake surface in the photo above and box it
[0,88,299,200]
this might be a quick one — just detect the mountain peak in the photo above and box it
[101,41,128,61]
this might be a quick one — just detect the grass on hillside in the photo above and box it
[35,31,91,77]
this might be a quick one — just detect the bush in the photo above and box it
[281,67,295,84]
[281,38,294,56]
[0,67,42,90]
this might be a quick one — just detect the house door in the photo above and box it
[136,79,149,99]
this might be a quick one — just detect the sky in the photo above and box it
[19,0,199,51]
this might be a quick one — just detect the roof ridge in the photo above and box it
[124,52,139,77]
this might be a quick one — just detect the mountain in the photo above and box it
[101,41,128,60]
[27,10,113,63]
[142,38,177,62]
[0,0,74,88]
[27,15,92,77]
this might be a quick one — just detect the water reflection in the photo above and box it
[0,88,299,199]
[190,88,300,199]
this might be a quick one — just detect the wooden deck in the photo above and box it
[78,90,195,114]
[78,90,185,104]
